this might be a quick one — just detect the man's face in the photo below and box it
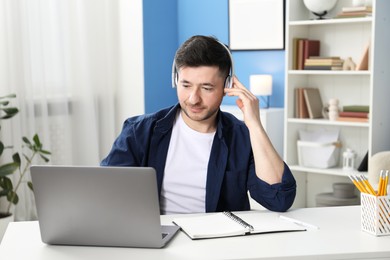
[176,66,225,131]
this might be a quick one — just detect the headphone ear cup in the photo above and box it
[174,71,178,87]
[171,60,178,88]
[224,75,232,89]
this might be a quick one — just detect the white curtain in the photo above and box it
[0,0,144,220]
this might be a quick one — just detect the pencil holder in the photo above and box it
[360,193,390,236]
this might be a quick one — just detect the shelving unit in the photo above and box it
[284,0,390,208]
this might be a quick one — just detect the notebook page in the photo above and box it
[172,213,248,239]
[233,212,306,234]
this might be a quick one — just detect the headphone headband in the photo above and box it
[172,39,235,88]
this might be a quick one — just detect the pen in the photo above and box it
[279,215,319,230]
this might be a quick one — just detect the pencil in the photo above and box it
[379,170,388,196]
[360,175,376,196]
[384,170,389,196]
[348,175,365,193]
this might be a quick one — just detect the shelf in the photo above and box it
[288,70,370,76]
[287,118,369,128]
[285,0,390,208]
[290,165,367,177]
[289,17,372,26]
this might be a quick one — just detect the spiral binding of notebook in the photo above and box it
[223,211,254,231]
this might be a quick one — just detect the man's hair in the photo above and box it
[174,35,232,79]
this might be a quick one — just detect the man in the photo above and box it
[101,35,296,214]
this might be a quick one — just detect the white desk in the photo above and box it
[1,206,390,260]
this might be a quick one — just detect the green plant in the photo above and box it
[0,94,50,218]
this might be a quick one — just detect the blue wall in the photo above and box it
[143,0,179,113]
[144,0,285,112]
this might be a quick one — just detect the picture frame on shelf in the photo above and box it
[228,0,285,50]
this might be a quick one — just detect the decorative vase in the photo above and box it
[328,98,339,121]
[0,214,14,242]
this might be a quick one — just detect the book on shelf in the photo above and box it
[303,88,324,119]
[305,59,343,66]
[304,39,320,65]
[335,12,372,18]
[339,111,369,118]
[304,65,343,70]
[297,39,320,70]
[304,56,343,70]
[342,5,372,13]
[343,105,369,113]
[335,6,372,19]
[297,39,305,70]
[308,56,341,60]
[336,117,369,123]
[172,211,306,240]
[292,38,303,70]
[295,88,309,119]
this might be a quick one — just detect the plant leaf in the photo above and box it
[23,153,32,164]
[0,94,16,99]
[7,191,19,204]
[40,154,50,162]
[28,181,34,191]
[12,152,21,165]
[0,162,19,177]
[0,107,19,120]
[1,176,13,190]
[39,149,51,155]
[0,188,9,197]
[22,136,31,145]
[33,134,42,149]
[1,107,19,114]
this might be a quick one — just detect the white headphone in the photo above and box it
[171,40,235,89]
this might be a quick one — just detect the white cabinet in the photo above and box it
[284,0,390,207]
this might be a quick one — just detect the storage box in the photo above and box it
[297,140,341,168]
[361,193,390,236]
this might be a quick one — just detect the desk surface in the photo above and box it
[1,206,390,260]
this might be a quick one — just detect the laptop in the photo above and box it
[30,165,180,248]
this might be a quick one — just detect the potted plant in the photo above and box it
[0,94,50,239]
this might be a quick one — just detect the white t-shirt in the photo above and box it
[160,112,215,214]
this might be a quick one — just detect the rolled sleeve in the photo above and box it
[249,163,296,212]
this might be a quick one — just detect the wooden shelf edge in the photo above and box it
[289,17,372,26]
[288,70,371,75]
[289,165,367,177]
[286,118,369,127]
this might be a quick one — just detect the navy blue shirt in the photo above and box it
[101,104,296,212]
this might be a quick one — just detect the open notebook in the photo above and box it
[173,211,306,240]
